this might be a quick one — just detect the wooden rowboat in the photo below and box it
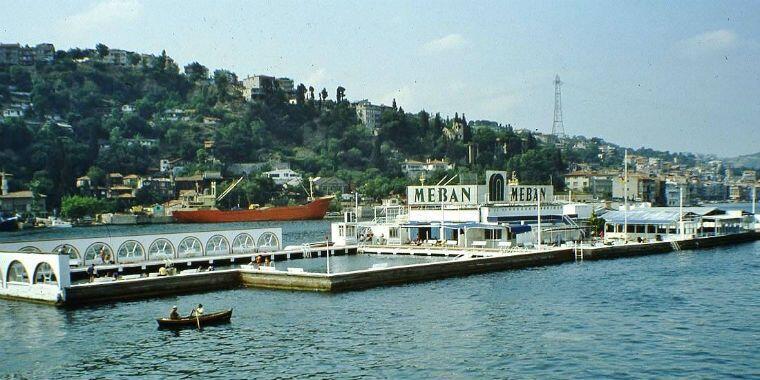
[156,309,233,329]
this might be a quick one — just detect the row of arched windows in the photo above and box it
[18,232,279,267]
[1,261,58,287]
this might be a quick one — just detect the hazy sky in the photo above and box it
[2,1,759,157]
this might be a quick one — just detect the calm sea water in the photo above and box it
[1,239,758,378]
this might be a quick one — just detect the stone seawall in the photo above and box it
[64,270,240,306]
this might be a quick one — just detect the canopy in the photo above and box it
[602,209,698,225]
[508,224,532,234]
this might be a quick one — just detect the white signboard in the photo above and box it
[407,185,479,205]
[507,185,553,204]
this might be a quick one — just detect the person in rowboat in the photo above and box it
[169,306,180,320]
[189,304,204,317]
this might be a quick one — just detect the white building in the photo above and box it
[401,159,455,179]
[242,75,275,101]
[355,100,384,130]
[2,107,24,118]
[264,168,302,186]
[105,49,128,65]
[332,171,589,248]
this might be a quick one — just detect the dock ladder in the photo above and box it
[574,246,584,262]
[670,240,681,251]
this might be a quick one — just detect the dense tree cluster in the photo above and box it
[0,44,644,211]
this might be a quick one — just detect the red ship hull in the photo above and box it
[171,197,332,223]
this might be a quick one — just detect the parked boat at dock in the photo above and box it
[172,196,332,223]
[0,214,20,232]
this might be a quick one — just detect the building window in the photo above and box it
[489,173,505,202]
[389,228,399,238]
[485,229,502,240]
[33,262,57,284]
[117,240,145,262]
[7,261,29,284]
[178,237,203,257]
[149,238,176,260]
[232,234,255,254]
[84,242,113,264]
[205,235,230,256]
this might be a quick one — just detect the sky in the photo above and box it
[1,0,759,157]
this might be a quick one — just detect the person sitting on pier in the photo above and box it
[169,306,180,320]
[190,304,204,317]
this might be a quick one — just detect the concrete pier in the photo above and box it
[2,231,757,306]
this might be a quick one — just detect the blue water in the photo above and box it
[1,241,758,378]
[274,254,454,274]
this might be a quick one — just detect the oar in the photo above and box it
[196,313,201,330]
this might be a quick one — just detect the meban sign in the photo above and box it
[407,185,479,205]
[507,185,553,204]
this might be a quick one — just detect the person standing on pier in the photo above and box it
[86,263,95,282]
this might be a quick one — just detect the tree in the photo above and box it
[296,83,307,105]
[61,195,114,219]
[320,88,328,102]
[461,113,472,143]
[588,211,605,237]
[213,69,232,102]
[86,166,106,187]
[185,62,209,82]
[336,86,345,102]
[96,43,110,58]
[308,86,315,101]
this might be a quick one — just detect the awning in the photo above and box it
[487,215,566,223]
[508,224,532,234]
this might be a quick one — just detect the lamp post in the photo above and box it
[623,150,628,243]
[537,190,542,250]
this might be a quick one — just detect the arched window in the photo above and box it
[148,238,175,261]
[232,233,256,254]
[489,173,505,202]
[177,237,203,258]
[257,232,280,252]
[0,266,3,288]
[205,235,230,256]
[7,261,29,284]
[54,244,81,267]
[19,246,41,253]
[84,242,114,264]
[117,240,145,263]
[33,262,58,284]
